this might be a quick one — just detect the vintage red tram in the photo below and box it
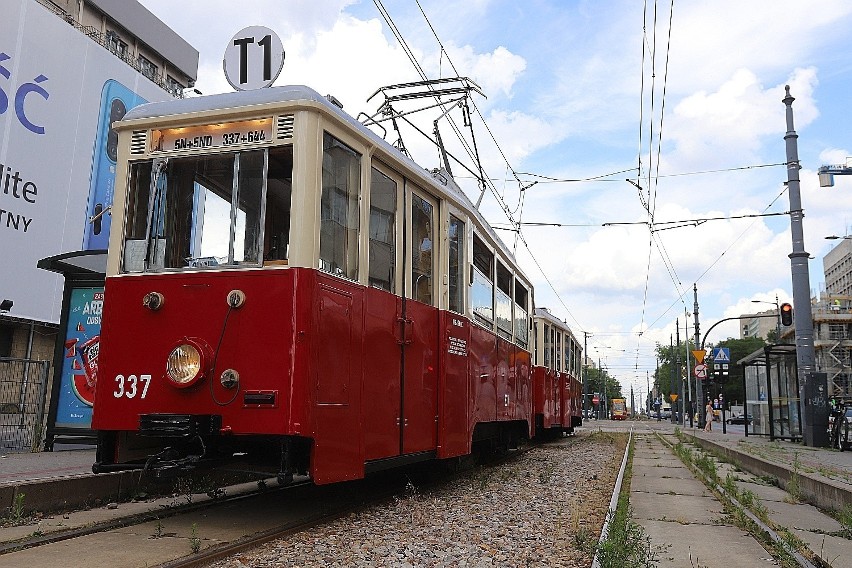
[531,308,584,437]
[90,85,580,485]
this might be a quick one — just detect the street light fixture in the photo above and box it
[751,296,781,343]
[0,299,12,312]
[825,235,852,240]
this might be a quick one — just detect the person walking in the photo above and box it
[704,400,713,432]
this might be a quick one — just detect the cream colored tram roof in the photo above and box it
[534,307,579,340]
[120,85,530,288]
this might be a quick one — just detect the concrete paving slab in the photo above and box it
[631,491,725,524]
[762,499,844,533]
[641,519,777,567]
[632,463,694,481]
[791,528,852,568]
[633,456,683,467]
[632,474,711,497]
[734,479,792,503]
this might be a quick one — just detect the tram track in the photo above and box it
[0,443,546,568]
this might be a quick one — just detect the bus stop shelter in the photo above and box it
[739,344,801,441]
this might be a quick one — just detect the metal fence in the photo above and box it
[0,358,50,453]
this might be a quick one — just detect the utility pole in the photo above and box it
[783,86,819,445]
[677,318,683,424]
[684,309,693,427]
[646,370,650,415]
[583,332,589,417]
[693,284,703,427]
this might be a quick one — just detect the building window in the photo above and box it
[106,31,127,58]
[165,75,183,97]
[139,55,159,81]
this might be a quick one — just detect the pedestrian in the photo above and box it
[704,400,713,432]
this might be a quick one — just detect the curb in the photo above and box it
[683,432,852,513]
[0,470,143,515]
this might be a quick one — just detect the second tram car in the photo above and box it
[531,308,583,437]
[90,85,581,484]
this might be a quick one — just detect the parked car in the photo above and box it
[726,413,753,425]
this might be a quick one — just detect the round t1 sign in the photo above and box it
[223,26,285,91]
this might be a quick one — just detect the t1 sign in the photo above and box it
[223,26,285,91]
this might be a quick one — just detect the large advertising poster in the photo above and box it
[0,0,169,324]
[54,287,102,429]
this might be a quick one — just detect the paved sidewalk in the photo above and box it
[631,431,780,567]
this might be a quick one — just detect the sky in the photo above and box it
[138,0,852,403]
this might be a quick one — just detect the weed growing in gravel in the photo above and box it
[786,452,801,503]
[190,522,201,553]
[836,505,852,538]
[722,473,737,495]
[7,492,25,525]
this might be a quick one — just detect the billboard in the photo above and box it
[54,286,103,429]
[0,0,170,323]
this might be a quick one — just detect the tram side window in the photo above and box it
[495,261,512,341]
[471,233,494,326]
[543,323,552,369]
[320,133,361,280]
[549,326,556,371]
[565,337,572,375]
[448,215,465,314]
[368,168,396,291]
[556,330,563,372]
[263,147,293,262]
[411,194,434,305]
[514,282,529,348]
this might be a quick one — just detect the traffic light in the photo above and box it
[780,302,793,326]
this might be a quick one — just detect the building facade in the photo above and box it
[824,238,852,298]
[36,0,198,97]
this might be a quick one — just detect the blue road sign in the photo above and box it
[712,347,731,363]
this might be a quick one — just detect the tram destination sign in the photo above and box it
[152,118,274,152]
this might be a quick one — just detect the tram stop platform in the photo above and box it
[605,419,852,567]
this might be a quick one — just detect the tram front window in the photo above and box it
[122,146,293,272]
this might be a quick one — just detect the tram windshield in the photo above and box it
[122,146,293,272]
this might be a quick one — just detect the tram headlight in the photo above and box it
[166,340,208,387]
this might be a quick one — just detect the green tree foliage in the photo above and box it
[703,336,765,406]
[585,366,623,403]
[654,336,766,411]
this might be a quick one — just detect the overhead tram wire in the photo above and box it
[402,0,599,335]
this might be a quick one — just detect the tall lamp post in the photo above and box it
[782,86,819,446]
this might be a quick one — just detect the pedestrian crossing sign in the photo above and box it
[712,347,731,363]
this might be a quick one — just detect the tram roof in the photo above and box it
[122,85,530,286]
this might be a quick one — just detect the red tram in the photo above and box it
[91,85,582,485]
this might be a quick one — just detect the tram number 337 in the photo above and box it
[113,374,151,399]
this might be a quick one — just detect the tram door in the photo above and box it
[362,174,438,460]
[401,189,439,454]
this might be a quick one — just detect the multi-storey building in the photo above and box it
[36,0,198,97]
[824,238,852,298]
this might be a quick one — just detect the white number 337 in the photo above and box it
[113,374,151,399]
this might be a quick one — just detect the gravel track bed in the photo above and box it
[213,430,625,568]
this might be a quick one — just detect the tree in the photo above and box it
[702,336,765,408]
[584,365,623,415]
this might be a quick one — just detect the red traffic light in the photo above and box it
[780,302,793,326]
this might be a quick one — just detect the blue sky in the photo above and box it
[139,0,852,400]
